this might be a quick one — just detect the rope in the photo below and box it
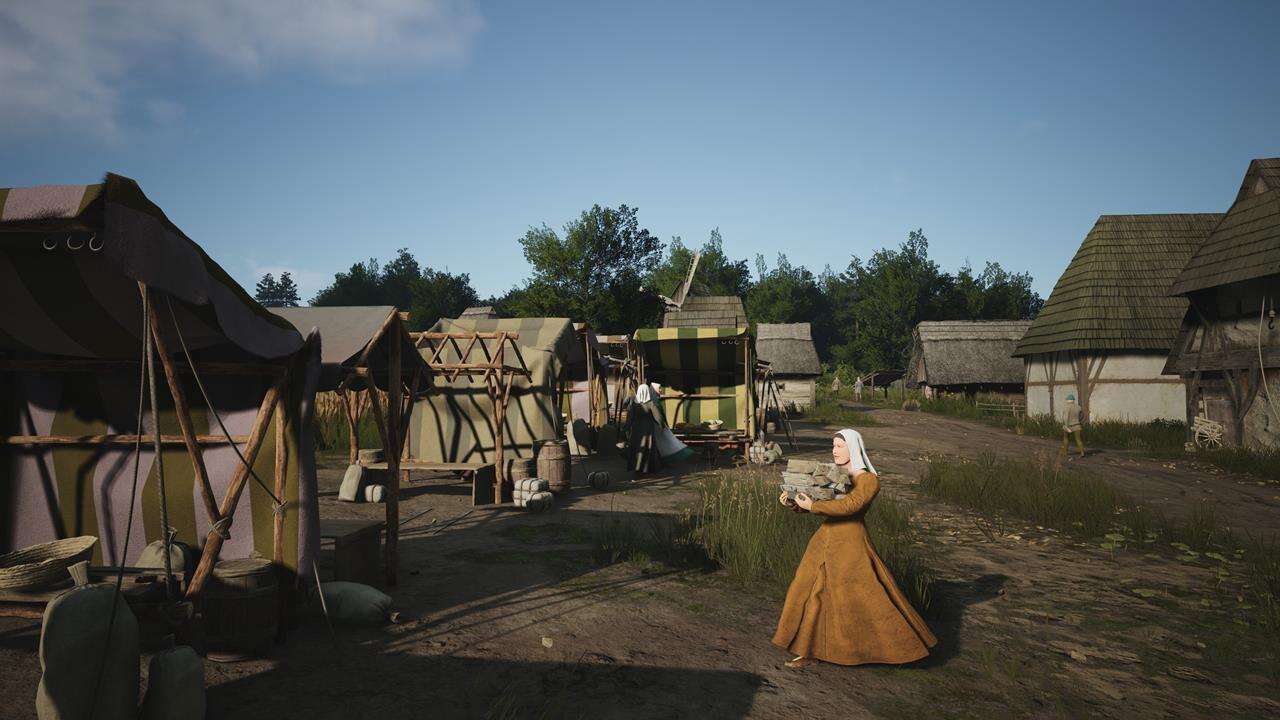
[144,297,177,602]
[88,290,151,720]
[163,295,282,508]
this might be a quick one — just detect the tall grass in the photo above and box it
[805,396,884,427]
[313,391,383,454]
[920,453,1280,635]
[592,466,936,615]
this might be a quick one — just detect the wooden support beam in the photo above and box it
[386,314,403,586]
[142,284,220,527]
[185,380,283,600]
[273,372,290,568]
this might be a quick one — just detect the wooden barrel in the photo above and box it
[508,457,537,482]
[201,558,278,661]
[537,440,571,494]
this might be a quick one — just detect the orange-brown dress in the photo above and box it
[772,471,937,665]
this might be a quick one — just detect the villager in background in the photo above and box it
[626,383,665,473]
[1060,392,1086,460]
[853,376,863,401]
[773,430,937,667]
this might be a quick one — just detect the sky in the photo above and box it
[2,1,1278,303]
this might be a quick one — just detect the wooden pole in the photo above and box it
[185,381,283,600]
[385,315,402,586]
[492,338,506,504]
[272,373,290,568]
[142,284,220,526]
[339,389,359,464]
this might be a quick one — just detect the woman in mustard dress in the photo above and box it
[773,429,937,667]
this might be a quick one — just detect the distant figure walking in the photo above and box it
[830,376,843,396]
[853,376,864,402]
[1060,393,1085,459]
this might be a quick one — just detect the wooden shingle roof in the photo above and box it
[1169,159,1280,296]
[1013,214,1222,357]
[662,295,746,329]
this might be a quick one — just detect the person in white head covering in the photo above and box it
[773,429,936,668]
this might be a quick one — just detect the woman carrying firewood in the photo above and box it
[773,429,937,668]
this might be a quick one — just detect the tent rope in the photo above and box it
[163,295,283,509]
[88,288,151,720]
[144,294,177,602]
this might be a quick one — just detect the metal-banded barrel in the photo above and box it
[537,439,571,494]
[201,558,278,661]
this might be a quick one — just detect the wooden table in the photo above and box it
[319,518,385,586]
[360,460,500,507]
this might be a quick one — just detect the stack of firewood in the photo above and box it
[778,459,851,501]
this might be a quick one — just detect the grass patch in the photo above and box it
[920,453,1280,636]
[806,396,885,427]
[591,465,935,615]
[313,391,382,454]
[1198,446,1280,482]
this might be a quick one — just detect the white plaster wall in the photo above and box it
[775,378,816,412]
[1023,352,1185,423]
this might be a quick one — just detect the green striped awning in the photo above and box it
[634,326,753,434]
[634,326,748,342]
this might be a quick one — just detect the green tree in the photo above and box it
[747,253,832,354]
[648,228,751,301]
[509,204,664,332]
[254,273,279,306]
[274,272,301,307]
[312,248,478,330]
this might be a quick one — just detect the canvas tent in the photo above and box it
[662,296,747,329]
[0,174,321,597]
[1165,159,1280,447]
[755,323,821,411]
[1013,214,1221,423]
[271,305,427,583]
[908,320,1032,396]
[410,317,576,470]
[634,326,756,456]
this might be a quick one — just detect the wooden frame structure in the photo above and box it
[754,360,797,450]
[327,310,425,586]
[411,331,531,503]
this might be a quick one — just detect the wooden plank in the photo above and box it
[385,314,402,586]
[361,461,491,472]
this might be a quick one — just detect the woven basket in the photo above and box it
[0,536,98,591]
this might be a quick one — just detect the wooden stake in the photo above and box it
[385,314,402,586]
[185,380,283,600]
[273,372,290,567]
[141,284,220,526]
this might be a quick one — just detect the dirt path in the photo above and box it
[848,404,1280,535]
[1,413,1277,718]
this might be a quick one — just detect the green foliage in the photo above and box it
[253,271,301,307]
[311,248,479,330]
[504,204,664,332]
[824,229,1043,370]
[746,253,832,352]
[649,228,751,300]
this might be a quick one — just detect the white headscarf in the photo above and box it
[634,384,653,404]
[836,428,876,476]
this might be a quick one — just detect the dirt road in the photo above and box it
[1,408,1277,718]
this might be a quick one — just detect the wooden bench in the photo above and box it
[319,518,384,586]
[360,460,501,506]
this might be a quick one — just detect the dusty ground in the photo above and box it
[2,406,1278,718]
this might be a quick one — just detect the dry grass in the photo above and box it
[313,391,382,454]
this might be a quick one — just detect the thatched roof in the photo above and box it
[1169,159,1280,296]
[756,323,820,376]
[663,295,746,328]
[910,320,1032,387]
[1013,214,1222,357]
[460,306,497,319]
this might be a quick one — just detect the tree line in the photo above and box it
[255,204,1043,370]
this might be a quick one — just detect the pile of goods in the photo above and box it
[339,449,388,503]
[778,459,851,501]
[514,478,555,511]
[748,440,784,465]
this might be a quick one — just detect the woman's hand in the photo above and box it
[793,493,815,512]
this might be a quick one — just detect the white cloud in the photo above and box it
[0,1,484,137]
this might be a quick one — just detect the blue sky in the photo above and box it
[2,1,1277,302]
